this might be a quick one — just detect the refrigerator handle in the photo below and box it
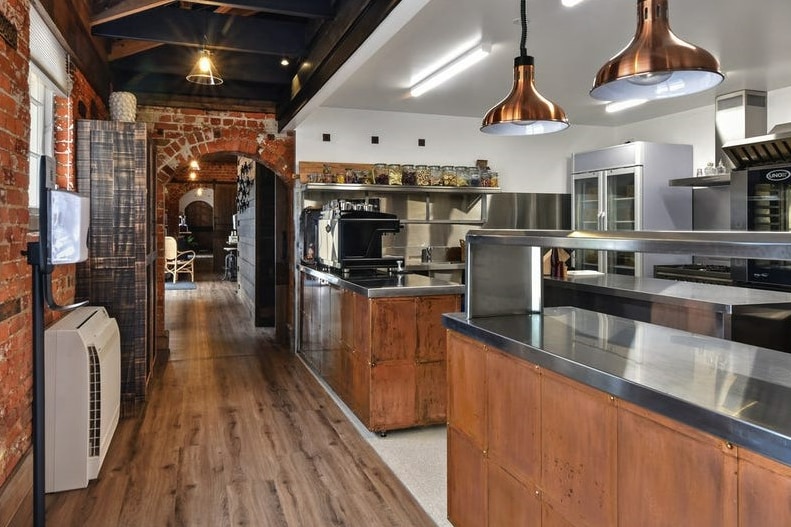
[598,210,606,230]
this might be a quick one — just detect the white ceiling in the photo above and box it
[305,0,791,129]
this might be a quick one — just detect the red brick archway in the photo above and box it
[135,106,296,355]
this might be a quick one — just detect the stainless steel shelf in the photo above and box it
[668,175,731,187]
[300,183,501,194]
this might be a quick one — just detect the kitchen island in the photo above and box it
[446,230,791,527]
[297,264,463,433]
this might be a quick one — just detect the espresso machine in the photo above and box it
[316,201,402,272]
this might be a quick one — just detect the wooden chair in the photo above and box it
[164,236,195,282]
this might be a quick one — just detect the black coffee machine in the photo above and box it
[316,205,402,271]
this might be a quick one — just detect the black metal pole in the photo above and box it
[28,241,46,527]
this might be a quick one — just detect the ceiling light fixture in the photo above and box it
[409,42,490,98]
[189,171,197,180]
[280,57,290,67]
[189,159,200,170]
[590,0,723,102]
[481,0,569,135]
[186,49,223,86]
[561,0,586,7]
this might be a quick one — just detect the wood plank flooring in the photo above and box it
[40,274,436,526]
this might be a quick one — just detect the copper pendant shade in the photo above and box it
[590,0,723,101]
[186,49,223,86]
[481,55,569,135]
[481,0,568,135]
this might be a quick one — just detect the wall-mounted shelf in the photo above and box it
[299,182,500,194]
[668,175,731,187]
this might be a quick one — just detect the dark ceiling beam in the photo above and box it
[184,0,334,19]
[91,0,171,26]
[92,7,308,56]
[113,71,289,100]
[135,91,277,113]
[277,0,400,130]
[109,39,164,60]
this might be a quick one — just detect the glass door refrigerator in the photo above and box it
[571,142,693,276]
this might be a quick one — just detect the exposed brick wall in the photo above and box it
[0,0,108,491]
[0,0,31,489]
[166,161,237,235]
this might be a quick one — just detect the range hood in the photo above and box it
[669,90,768,187]
[721,126,791,169]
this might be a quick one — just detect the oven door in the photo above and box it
[741,165,791,290]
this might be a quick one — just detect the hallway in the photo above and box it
[43,274,436,526]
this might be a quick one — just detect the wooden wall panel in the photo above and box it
[738,448,791,526]
[487,348,541,487]
[487,462,540,527]
[448,426,486,527]
[447,332,487,450]
[416,360,446,423]
[541,370,617,527]
[618,402,738,527]
[416,296,460,363]
[371,298,416,363]
[370,363,416,431]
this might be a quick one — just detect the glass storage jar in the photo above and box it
[469,166,481,187]
[429,165,443,186]
[455,166,470,187]
[441,165,457,186]
[388,164,403,185]
[401,164,417,186]
[416,165,431,186]
[373,163,389,185]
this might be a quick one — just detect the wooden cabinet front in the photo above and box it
[298,275,460,433]
[447,328,791,527]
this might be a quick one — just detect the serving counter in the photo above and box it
[445,230,791,527]
[297,265,463,433]
[545,273,791,351]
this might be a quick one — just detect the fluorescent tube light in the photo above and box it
[410,43,490,98]
[605,99,648,113]
[561,0,586,7]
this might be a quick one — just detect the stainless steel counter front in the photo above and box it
[443,307,791,466]
[299,264,464,298]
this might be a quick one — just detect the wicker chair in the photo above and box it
[164,236,195,282]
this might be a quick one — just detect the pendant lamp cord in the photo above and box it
[519,0,528,58]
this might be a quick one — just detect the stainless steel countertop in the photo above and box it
[299,265,464,298]
[547,274,791,312]
[444,308,791,467]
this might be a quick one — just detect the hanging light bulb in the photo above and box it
[590,0,723,101]
[481,0,569,135]
[186,49,223,86]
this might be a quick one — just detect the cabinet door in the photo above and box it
[572,173,603,272]
[416,295,460,363]
[447,331,486,450]
[605,166,642,276]
[371,298,416,364]
[448,426,486,527]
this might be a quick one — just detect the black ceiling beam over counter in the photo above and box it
[113,70,289,101]
[184,0,334,19]
[92,6,309,56]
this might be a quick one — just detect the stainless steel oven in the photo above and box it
[726,130,791,291]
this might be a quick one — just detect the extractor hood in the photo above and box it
[669,90,768,187]
[721,126,791,169]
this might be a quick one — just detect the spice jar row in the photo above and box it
[306,164,499,187]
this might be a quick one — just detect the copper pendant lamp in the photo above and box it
[590,0,723,101]
[481,0,569,135]
[186,49,223,86]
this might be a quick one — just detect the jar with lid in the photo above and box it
[489,171,499,187]
[401,164,417,186]
[416,165,431,186]
[441,165,457,186]
[468,166,481,187]
[455,166,470,187]
[479,169,492,187]
[388,163,403,185]
[373,163,389,185]
[429,165,443,186]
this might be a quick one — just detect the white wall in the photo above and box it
[296,86,791,193]
[295,108,615,193]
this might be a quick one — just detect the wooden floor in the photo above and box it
[39,273,436,526]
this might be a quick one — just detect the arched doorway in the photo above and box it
[184,201,213,253]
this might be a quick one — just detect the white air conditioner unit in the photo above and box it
[44,306,121,493]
